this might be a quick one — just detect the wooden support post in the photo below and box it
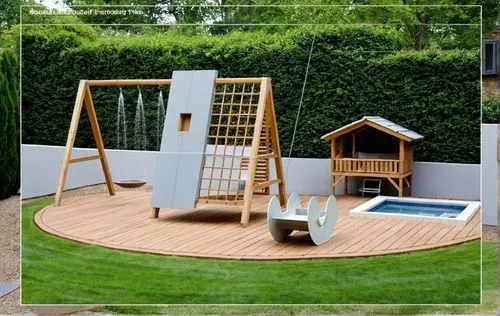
[332,138,336,158]
[151,207,159,218]
[344,176,348,195]
[84,85,115,197]
[331,175,335,194]
[241,78,269,227]
[351,134,356,158]
[266,80,286,207]
[55,80,87,207]
[331,139,336,194]
[332,175,345,191]
[398,140,405,197]
[399,139,405,175]
[386,177,400,195]
[339,138,344,158]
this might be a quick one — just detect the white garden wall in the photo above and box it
[481,124,498,226]
[22,145,480,199]
[23,124,498,225]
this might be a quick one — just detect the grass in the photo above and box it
[22,198,496,313]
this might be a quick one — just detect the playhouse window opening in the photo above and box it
[343,128,399,158]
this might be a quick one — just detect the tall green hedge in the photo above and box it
[483,97,500,124]
[0,49,19,199]
[21,26,480,164]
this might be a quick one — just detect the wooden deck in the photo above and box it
[34,191,480,260]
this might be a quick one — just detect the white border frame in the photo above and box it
[18,3,484,308]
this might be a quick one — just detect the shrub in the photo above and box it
[0,49,19,199]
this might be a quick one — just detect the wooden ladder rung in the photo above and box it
[69,155,101,164]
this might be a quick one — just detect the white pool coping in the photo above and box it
[350,196,481,226]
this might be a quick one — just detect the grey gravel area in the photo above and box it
[0,194,31,314]
[0,195,20,283]
[0,288,24,314]
[483,224,500,241]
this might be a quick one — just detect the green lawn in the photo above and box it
[22,198,495,312]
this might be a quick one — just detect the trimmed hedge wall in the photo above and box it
[0,49,19,199]
[483,97,500,124]
[21,26,480,164]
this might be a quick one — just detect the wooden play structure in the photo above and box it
[268,193,337,245]
[321,116,423,197]
[54,73,286,226]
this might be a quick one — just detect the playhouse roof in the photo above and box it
[321,116,424,142]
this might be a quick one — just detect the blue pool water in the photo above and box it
[368,201,467,218]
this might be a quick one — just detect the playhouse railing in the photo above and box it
[332,158,401,174]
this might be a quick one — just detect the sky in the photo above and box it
[37,0,67,10]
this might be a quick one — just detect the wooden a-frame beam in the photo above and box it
[84,85,115,197]
[85,78,264,87]
[266,80,287,208]
[240,78,286,226]
[55,80,115,206]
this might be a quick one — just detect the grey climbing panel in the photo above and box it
[151,70,218,209]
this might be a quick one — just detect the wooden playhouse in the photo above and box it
[321,116,423,197]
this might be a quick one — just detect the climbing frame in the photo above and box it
[55,76,286,227]
[153,76,286,226]
[199,79,275,202]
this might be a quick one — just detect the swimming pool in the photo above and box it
[350,196,480,225]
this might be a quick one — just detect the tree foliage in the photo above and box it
[61,0,218,24]
[0,0,23,29]
[216,0,489,50]
[45,0,496,50]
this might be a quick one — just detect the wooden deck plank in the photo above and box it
[387,222,427,249]
[327,218,392,254]
[32,191,481,260]
[408,222,443,247]
[209,222,269,255]
[142,213,239,250]
[339,219,398,253]
[357,219,410,252]
[425,225,453,245]
[402,222,445,248]
[439,223,467,243]
[303,217,378,255]
[371,221,415,251]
